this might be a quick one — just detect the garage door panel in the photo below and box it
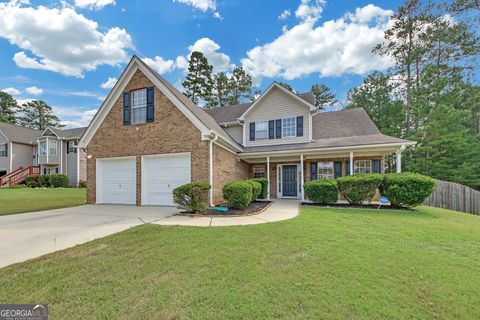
[97,158,136,205]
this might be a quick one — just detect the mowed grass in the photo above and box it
[1,206,479,319]
[0,188,86,215]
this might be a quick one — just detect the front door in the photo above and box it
[282,165,298,197]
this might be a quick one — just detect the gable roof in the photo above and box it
[79,56,242,152]
[45,127,87,139]
[297,92,315,105]
[0,122,40,144]
[205,103,251,124]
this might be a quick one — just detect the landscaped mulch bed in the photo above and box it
[179,200,272,217]
[302,202,412,211]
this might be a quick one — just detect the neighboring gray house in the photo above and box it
[0,123,87,186]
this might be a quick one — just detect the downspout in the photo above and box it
[208,130,219,207]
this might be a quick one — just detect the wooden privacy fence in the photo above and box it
[423,180,480,215]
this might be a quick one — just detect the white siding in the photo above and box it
[244,86,310,147]
[224,125,243,145]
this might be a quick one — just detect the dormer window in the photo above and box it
[132,89,147,124]
[39,141,46,156]
[255,121,268,140]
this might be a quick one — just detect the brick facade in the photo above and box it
[86,69,210,205]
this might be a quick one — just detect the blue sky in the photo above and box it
[0,0,402,127]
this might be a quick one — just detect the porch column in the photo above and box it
[349,151,354,175]
[266,156,270,200]
[396,147,403,173]
[300,154,304,201]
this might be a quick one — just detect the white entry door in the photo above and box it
[96,157,136,205]
[141,153,191,206]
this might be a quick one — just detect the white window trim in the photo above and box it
[39,140,47,156]
[255,121,268,140]
[132,89,147,124]
[252,164,266,179]
[317,161,334,179]
[0,143,7,158]
[49,139,58,156]
[282,117,296,138]
[354,160,372,174]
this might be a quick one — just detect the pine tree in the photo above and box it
[182,51,213,104]
[228,67,252,105]
[205,72,232,108]
[0,91,18,123]
[311,84,337,110]
[17,100,63,130]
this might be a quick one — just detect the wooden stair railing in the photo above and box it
[0,166,40,187]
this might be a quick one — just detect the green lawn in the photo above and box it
[1,206,479,319]
[0,188,86,215]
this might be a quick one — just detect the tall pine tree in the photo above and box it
[182,51,213,104]
[0,91,18,123]
[17,100,63,130]
[311,84,337,110]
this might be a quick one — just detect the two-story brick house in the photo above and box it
[79,56,415,206]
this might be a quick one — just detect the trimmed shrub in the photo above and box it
[304,179,338,204]
[37,175,50,187]
[27,181,39,188]
[173,182,211,212]
[78,180,87,188]
[49,174,70,188]
[25,175,38,184]
[381,172,435,207]
[245,180,262,202]
[336,174,383,205]
[253,178,268,199]
[223,181,252,209]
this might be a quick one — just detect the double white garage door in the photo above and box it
[96,153,191,206]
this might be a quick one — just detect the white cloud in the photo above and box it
[25,86,43,95]
[2,87,20,95]
[173,0,221,19]
[182,37,233,72]
[142,56,176,74]
[279,10,291,20]
[241,3,394,82]
[55,107,97,128]
[0,1,132,77]
[100,77,117,89]
[74,0,116,10]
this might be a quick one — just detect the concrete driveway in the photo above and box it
[0,205,179,268]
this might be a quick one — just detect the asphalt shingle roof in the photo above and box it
[0,122,40,144]
[49,127,87,139]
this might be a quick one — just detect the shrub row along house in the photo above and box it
[79,56,415,206]
[0,122,87,187]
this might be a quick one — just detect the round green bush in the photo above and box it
[173,182,211,212]
[48,174,70,188]
[25,175,38,184]
[381,172,435,207]
[223,181,252,209]
[37,175,50,187]
[336,174,383,205]
[304,179,338,204]
[253,178,268,199]
[245,180,262,202]
[27,181,38,188]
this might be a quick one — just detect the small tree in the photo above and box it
[0,91,18,123]
[17,100,63,130]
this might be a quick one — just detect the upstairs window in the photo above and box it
[282,117,296,138]
[39,141,46,156]
[0,143,7,157]
[354,160,372,174]
[317,162,334,179]
[132,89,147,124]
[252,165,266,178]
[68,140,78,154]
[49,140,58,156]
[255,121,268,140]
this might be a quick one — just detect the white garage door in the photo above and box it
[96,157,136,205]
[142,153,191,206]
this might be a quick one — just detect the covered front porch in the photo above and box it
[239,144,406,201]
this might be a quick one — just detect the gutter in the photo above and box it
[208,130,219,207]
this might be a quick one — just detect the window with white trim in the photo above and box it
[132,89,147,124]
[39,141,46,156]
[317,162,334,179]
[282,117,296,138]
[68,140,78,154]
[252,165,266,178]
[354,160,372,174]
[0,143,7,157]
[49,140,58,156]
[255,121,268,140]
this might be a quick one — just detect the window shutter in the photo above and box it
[66,141,69,154]
[346,160,351,176]
[310,162,317,180]
[372,159,381,173]
[123,92,131,125]
[146,87,154,122]
[268,120,275,139]
[5,143,8,157]
[334,161,342,178]
[249,122,255,141]
[275,119,282,138]
[296,116,303,137]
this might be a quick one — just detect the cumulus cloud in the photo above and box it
[241,2,394,82]
[55,107,98,128]
[25,86,43,95]
[173,0,221,19]
[2,87,20,95]
[181,38,233,72]
[100,77,117,89]
[142,56,176,74]
[74,0,116,10]
[279,9,291,20]
[0,1,132,77]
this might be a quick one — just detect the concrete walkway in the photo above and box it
[152,199,300,227]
